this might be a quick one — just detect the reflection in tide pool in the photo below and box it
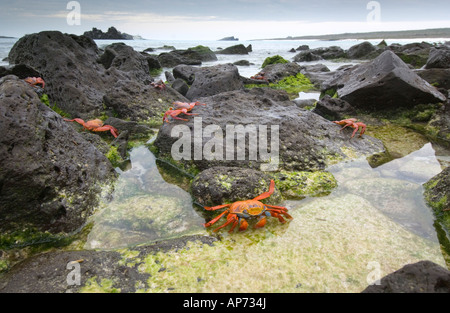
[85,145,205,249]
[327,143,443,240]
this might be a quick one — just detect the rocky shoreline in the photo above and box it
[0,30,450,293]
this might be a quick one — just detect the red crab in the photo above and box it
[250,71,267,81]
[203,180,293,233]
[172,101,206,112]
[163,107,198,123]
[24,77,45,89]
[333,118,366,138]
[150,80,166,91]
[64,118,119,138]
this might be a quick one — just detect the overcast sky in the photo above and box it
[1,0,450,40]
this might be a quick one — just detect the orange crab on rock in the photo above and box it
[64,118,119,138]
[203,180,293,233]
[333,118,366,138]
[24,77,45,89]
[172,101,206,112]
[150,80,166,91]
[163,101,206,123]
[163,107,199,123]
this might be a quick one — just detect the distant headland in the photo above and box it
[219,36,239,41]
[265,28,450,41]
[83,27,142,40]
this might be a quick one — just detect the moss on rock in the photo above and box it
[261,55,289,68]
[245,73,314,98]
[270,170,338,199]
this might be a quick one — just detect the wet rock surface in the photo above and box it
[362,261,450,293]
[0,75,116,234]
[7,31,185,121]
[184,63,244,100]
[322,51,446,111]
[154,88,385,172]
[0,235,217,293]
[191,167,283,206]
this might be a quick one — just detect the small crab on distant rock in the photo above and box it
[150,80,166,91]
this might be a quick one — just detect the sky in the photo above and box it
[1,0,450,40]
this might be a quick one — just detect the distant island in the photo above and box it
[83,27,135,40]
[0,36,16,39]
[219,36,239,41]
[265,28,450,41]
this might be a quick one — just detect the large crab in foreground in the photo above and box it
[64,118,119,138]
[203,180,293,233]
[333,118,366,138]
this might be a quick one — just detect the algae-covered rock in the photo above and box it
[261,55,289,69]
[191,167,283,206]
[271,170,337,199]
[424,166,450,256]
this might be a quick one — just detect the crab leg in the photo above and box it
[267,209,293,223]
[91,126,119,138]
[170,116,189,121]
[213,214,238,233]
[203,209,229,228]
[254,216,267,228]
[252,180,275,201]
[64,118,85,125]
[265,204,289,212]
[239,218,249,231]
[204,203,232,211]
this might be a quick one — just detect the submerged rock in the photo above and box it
[0,75,116,235]
[424,166,450,242]
[362,261,450,293]
[322,50,446,111]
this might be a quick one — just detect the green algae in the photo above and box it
[261,55,289,68]
[40,93,70,117]
[105,145,123,168]
[80,277,121,293]
[245,73,315,98]
[270,170,337,199]
[120,193,445,293]
[365,123,430,160]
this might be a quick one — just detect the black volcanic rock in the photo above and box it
[322,50,446,111]
[0,75,116,234]
[83,27,133,40]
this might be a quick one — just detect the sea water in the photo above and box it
[2,36,450,76]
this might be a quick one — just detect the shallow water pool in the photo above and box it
[85,136,449,292]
